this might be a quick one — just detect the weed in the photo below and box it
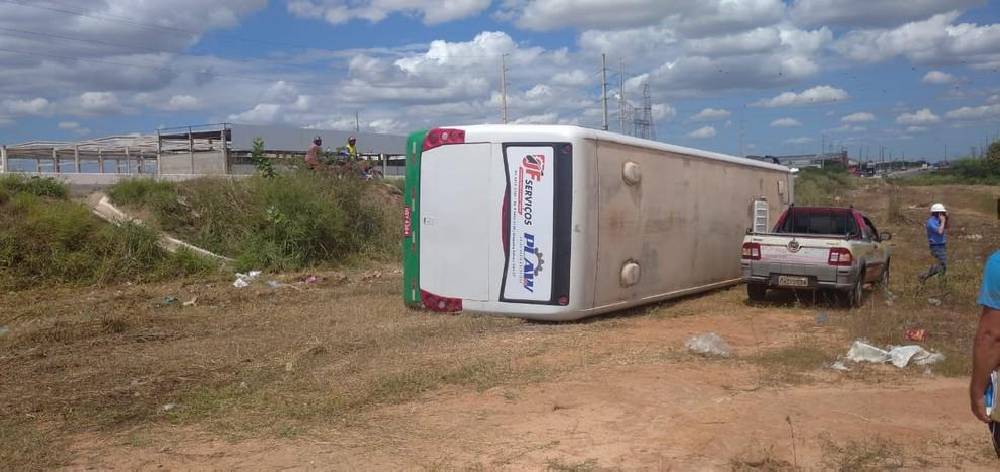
[821,437,905,471]
[545,458,599,471]
[110,171,400,272]
[793,167,856,206]
[731,445,797,471]
[0,191,212,289]
[751,342,833,385]
[0,174,69,199]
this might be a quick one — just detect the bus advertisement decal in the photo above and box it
[502,146,555,302]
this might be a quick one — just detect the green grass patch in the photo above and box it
[0,174,69,199]
[0,189,213,290]
[892,155,1000,186]
[751,342,834,385]
[793,166,857,206]
[108,172,400,272]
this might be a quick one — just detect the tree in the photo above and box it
[250,137,275,179]
[988,140,1000,162]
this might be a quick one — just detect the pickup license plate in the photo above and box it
[778,276,809,287]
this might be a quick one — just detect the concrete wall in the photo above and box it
[158,151,227,174]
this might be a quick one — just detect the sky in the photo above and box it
[0,0,998,161]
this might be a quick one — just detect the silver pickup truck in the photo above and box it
[741,207,892,307]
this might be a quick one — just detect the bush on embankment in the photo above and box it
[792,165,857,206]
[0,175,213,290]
[108,172,401,272]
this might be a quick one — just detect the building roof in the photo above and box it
[227,123,407,155]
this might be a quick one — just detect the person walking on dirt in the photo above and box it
[305,136,323,170]
[969,249,1000,423]
[919,203,949,282]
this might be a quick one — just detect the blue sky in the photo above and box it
[1,0,998,161]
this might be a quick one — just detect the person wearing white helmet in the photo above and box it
[919,203,949,282]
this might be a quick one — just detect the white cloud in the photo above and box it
[770,117,802,127]
[511,113,559,125]
[896,108,941,125]
[651,103,676,121]
[690,107,731,121]
[165,95,201,111]
[2,97,50,116]
[77,92,125,115]
[922,70,956,84]
[906,126,928,133]
[509,0,785,36]
[58,121,91,135]
[687,126,717,139]
[754,85,849,107]
[228,103,281,124]
[833,12,1000,68]
[288,0,491,25]
[944,103,1000,120]
[790,0,983,28]
[784,137,814,144]
[841,112,875,123]
[551,70,589,87]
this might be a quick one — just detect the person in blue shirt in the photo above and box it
[970,250,1000,422]
[919,203,949,283]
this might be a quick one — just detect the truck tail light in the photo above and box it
[742,242,761,260]
[420,290,463,313]
[423,128,465,151]
[828,247,853,266]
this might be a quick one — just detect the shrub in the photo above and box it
[113,172,400,272]
[0,174,68,199]
[793,167,856,206]
[107,178,180,214]
[0,193,213,289]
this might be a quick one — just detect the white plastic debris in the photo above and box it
[846,341,891,363]
[963,234,983,241]
[831,361,850,371]
[685,332,732,358]
[845,340,944,368]
[927,298,942,306]
[161,403,176,412]
[233,271,262,288]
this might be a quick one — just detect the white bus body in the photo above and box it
[402,125,792,321]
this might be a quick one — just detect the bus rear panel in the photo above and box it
[404,125,791,321]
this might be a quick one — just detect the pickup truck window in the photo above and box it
[862,216,880,241]
[776,210,859,236]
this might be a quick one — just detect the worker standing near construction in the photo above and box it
[346,136,358,161]
[919,203,950,283]
[305,136,323,170]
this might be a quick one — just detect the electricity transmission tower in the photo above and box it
[631,81,656,140]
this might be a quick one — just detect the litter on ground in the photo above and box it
[927,298,942,306]
[182,297,198,307]
[905,328,928,342]
[233,271,262,288]
[685,332,731,358]
[845,340,944,368]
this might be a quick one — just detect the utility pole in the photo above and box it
[500,54,509,124]
[354,111,360,133]
[601,53,609,131]
[618,58,625,133]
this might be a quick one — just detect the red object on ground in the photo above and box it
[905,328,928,342]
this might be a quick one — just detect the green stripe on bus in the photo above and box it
[402,130,427,308]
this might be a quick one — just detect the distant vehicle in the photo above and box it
[741,207,891,307]
[402,125,793,320]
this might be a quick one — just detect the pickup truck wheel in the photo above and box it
[747,284,768,302]
[848,276,865,308]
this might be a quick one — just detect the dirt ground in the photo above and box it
[3,183,1000,471]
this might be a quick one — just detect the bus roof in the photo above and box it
[449,124,791,174]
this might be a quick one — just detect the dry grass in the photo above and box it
[1,181,995,469]
[835,183,999,377]
[0,265,631,467]
[820,436,907,471]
